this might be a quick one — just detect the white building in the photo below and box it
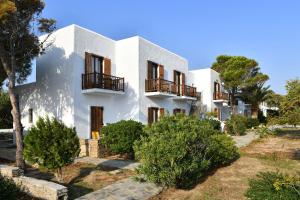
[16,24,249,139]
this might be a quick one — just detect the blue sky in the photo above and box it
[29,0,300,94]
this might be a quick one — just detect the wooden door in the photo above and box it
[148,107,159,125]
[91,106,103,139]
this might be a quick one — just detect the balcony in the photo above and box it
[173,85,197,101]
[213,92,229,103]
[82,72,125,95]
[145,79,178,98]
[145,79,197,100]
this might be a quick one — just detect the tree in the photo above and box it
[0,90,13,128]
[24,117,80,182]
[0,0,56,169]
[265,90,284,108]
[280,78,300,126]
[212,55,269,114]
[241,84,270,118]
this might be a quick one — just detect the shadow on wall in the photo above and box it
[19,46,80,127]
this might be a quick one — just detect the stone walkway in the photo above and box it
[75,157,140,171]
[231,131,259,148]
[75,177,162,200]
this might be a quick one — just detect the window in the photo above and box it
[92,55,103,74]
[147,61,158,80]
[173,108,185,115]
[148,107,159,125]
[28,108,33,123]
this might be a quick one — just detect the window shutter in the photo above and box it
[85,52,92,74]
[104,58,111,75]
[158,65,164,79]
[181,73,185,95]
[159,108,165,118]
[148,107,153,125]
[147,61,153,80]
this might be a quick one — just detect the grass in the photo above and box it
[24,162,135,200]
[152,128,300,200]
[256,153,299,171]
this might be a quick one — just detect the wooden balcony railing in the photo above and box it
[213,91,229,100]
[145,79,178,95]
[82,72,125,92]
[183,85,197,97]
[145,79,197,98]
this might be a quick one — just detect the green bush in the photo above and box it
[0,175,19,199]
[257,126,275,138]
[24,117,80,181]
[101,120,144,158]
[208,134,239,166]
[245,171,300,200]
[226,115,247,135]
[246,118,260,129]
[134,114,239,188]
[0,92,13,129]
[204,119,221,131]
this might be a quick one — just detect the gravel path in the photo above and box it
[231,131,259,148]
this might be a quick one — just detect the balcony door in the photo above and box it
[174,70,181,95]
[147,61,158,80]
[214,82,220,99]
[90,106,103,139]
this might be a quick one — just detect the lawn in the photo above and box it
[152,129,300,200]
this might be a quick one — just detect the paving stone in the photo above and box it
[231,131,259,148]
[75,177,162,200]
[75,157,140,171]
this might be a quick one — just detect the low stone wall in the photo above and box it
[0,165,67,200]
[79,138,111,158]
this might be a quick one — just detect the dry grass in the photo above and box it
[25,162,135,199]
[153,129,300,200]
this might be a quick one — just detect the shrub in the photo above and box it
[245,171,300,200]
[257,125,275,138]
[204,119,221,131]
[134,114,238,188]
[246,118,260,129]
[226,115,247,135]
[0,175,19,199]
[208,134,239,166]
[0,92,13,129]
[101,120,144,158]
[24,117,80,182]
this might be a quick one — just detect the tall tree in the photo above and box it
[0,0,55,169]
[281,78,300,113]
[240,84,270,118]
[265,90,284,108]
[212,55,269,113]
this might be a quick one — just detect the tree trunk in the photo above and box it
[251,104,259,119]
[230,91,236,115]
[2,50,26,170]
[8,78,25,169]
[56,168,63,182]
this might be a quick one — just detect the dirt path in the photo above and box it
[153,129,300,200]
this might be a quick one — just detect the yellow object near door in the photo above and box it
[92,131,100,139]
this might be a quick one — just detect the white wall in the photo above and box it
[189,69,212,113]
[17,25,76,130]
[72,25,142,139]
[138,37,192,122]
